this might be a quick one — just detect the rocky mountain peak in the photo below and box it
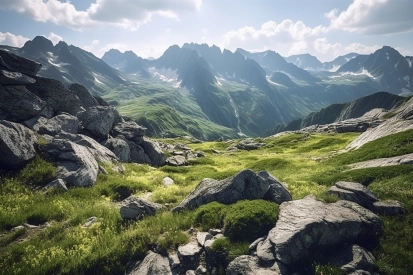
[21,36,54,55]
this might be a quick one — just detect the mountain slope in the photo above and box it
[285,53,359,71]
[101,49,151,78]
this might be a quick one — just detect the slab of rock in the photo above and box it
[127,140,151,164]
[77,106,118,139]
[0,120,37,169]
[68,83,99,109]
[329,181,379,209]
[24,113,79,136]
[140,139,167,167]
[101,137,130,162]
[263,196,383,266]
[42,139,99,187]
[0,49,42,76]
[127,250,172,275]
[372,200,407,216]
[226,255,288,275]
[350,153,413,170]
[0,70,36,86]
[166,155,187,166]
[120,196,163,220]
[236,138,266,150]
[0,85,46,122]
[173,170,290,212]
[112,121,145,143]
[259,171,292,204]
[177,239,203,270]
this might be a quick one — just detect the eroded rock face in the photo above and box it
[0,49,42,76]
[0,120,37,169]
[24,113,79,136]
[265,196,383,266]
[101,137,130,162]
[177,239,203,270]
[173,170,291,212]
[0,70,36,86]
[139,139,166,167]
[112,121,145,143]
[127,250,172,275]
[77,106,118,139]
[120,196,163,220]
[226,255,288,275]
[68,83,99,109]
[42,139,99,187]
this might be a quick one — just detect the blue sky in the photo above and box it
[1,0,412,61]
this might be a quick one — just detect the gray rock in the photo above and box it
[162,177,174,186]
[55,132,118,163]
[42,139,99,187]
[127,140,151,164]
[83,217,97,227]
[208,229,222,236]
[329,181,379,209]
[259,171,292,204]
[77,106,118,139]
[264,196,383,265]
[256,238,276,262]
[68,83,99,109]
[350,153,413,170]
[226,255,288,275]
[249,237,265,252]
[27,76,83,116]
[0,120,37,169]
[168,251,181,269]
[140,139,167,167]
[0,49,42,76]
[112,121,145,143]
[172,170,270,212]
[11,225,25,232]
[185,271,196,275]
[196,231,213,247]
[101,137,130,162]
[120,196,163,220]
[372,200,407,216]
[43,179,68,192]
[166,155,187,166]
[127,250,172,275]
[24,113,79,136]
[0,70,36,86]
[327,244,376,273]
[0,85,46,122]
[236,138,266,150]
[178,239,203,270]
[195,265,207,274]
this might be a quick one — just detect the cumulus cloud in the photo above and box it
[344,43,381,54]
[0,0,202,30]
[82,39,100,52]
[46,32,63,45]
[0,32,30,47]
[327,0,413,34]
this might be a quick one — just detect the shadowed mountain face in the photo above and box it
[285,53,359,72]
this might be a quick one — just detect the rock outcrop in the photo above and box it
[172,170,291,212]
[126,250,172,275]
[120,196,163,220]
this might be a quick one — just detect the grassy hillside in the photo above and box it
[1,131,412,274]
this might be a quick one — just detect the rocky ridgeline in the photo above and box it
[0,49,166,187]
[118,169,405,275]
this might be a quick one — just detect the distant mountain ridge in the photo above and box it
[285,53,359,71]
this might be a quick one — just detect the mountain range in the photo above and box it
[1,36,412,140]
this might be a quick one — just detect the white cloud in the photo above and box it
[82,39,100,52]
[288,41,307,55]
[344,43,381,54]
[0,0,202,30]
[46,32,63,45]
[0,32,30,47]
[327,0,413,34]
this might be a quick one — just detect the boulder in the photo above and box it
[101,137,130,162]
[177,239,203,270]
[127,250,172,275]
[0,49,42,76]
[140,139,167,167]
[172,170,276,212]
[329,181,379,209]
[127,140,151,164]
[350,153,413,170]
[43,178,68,192]
[327,244,376,273]
[263,196,383,266]
[235,138,266,150]
[77,106,118,139]
[0,70,36,86]
[68,83,99,109]
[55,132,118,163]
[226,255,288,275]
[0,85,46,122]
[166,155,187,166]
[372,200,407,216]
[259,171,292,204]
[0,120,37,169]
[24,113,79,136]
[42,139,99,187]
[162,177,174,186]
[26,76,83,116]
[112,121,145,143]
[120,196,163,220]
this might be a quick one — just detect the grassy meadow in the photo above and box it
[0,131,412,274]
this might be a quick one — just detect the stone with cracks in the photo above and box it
[226,255,288,275]
[173,170,275,212]
[0,85,46,122]
[0,70,36,86]
[101,137,130,162]
[120,196,163,220]
[112,121,146,143]
[68,83,99,109]
[259,171,292,204]
[166,155,187,166]
[77,106,117,139]
[0,120,37,169]
[264,196,383,265]
[177,239,203,270]
[24,113,79,136]
[0,49,42,76]
[127,140,151,164]
[140,139,167,167]
[329,181,379,209]
[42,139,99,187]
[127,250,172,275]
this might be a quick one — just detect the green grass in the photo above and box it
[0,131,413,274]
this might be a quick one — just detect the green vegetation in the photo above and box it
[1,131,412,274]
